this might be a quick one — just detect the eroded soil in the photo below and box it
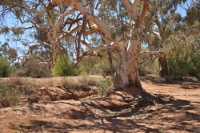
[0,76,199,133]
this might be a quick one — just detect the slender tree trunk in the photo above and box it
[107,51,114,74]
[158,52,168,77]
[50,44,58,68]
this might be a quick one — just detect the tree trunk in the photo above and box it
[107,51,114,75]
[158,52,168,77]
[114,39,147,96]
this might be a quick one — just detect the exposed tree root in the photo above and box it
[83,97,133,111]
[106,86,167,109]
[27,86,98,103]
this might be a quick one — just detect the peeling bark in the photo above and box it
[114,40,146,96]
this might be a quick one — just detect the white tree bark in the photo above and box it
[115,40,141,90]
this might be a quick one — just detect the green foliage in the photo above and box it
[0,42,18,64]
[97,52,119,75]
[0,56,13,77]
[139,55,160,75]
[77,52,119,76]
[52,54,78,76]
[173,13,182,22]
[185,4,200,25]
[139,47,160,75]
[168,54,188,80]
[0,82,21,108]
[111,32,116,40]
[188,52,200,79]
[167,43,188,80]
[98,77,113,96]
[168,49,200,80]
[165,23,200,80]
[78,56,98,75]
[166,39,200,80]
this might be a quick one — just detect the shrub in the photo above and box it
[167,44,200,80]
[13,59,51,78]
[98,77,113,96]
[168,54,188,80]
[7,78,38,95]
[52,54,79,76]
[188,54,200,79]
[0,82,21,108]
[0,56,12,77]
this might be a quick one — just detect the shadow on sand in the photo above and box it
[12,95,200,133]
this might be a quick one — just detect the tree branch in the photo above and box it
[55,8,76,29]
[55,1,112,39]
[122,0,140,21]
[132,0,141,20]
[140,51,164,58]
[135,0,149,28]
[75,45,115,66]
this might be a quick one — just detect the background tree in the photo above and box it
[165,0,200,80]
[141,0,187,77]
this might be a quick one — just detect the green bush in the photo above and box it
[0,56,13,77]
[0,83,21,108]
[98,77,113,96]
[168,53,188,80]
[167,43,200,80]
[52,54,79,76]
[188,54,200,79]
